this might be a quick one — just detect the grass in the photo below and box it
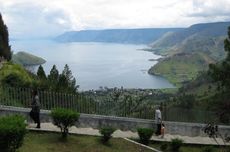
[149,141,229,152]
[19,131,153,152]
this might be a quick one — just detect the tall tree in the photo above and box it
[59,64,78,93]
[0,13,11,61]
[208,26,230,123]
[209,27,230,90]
[48,65,59,83]
[62,64,73,84]
[37,65,46,80]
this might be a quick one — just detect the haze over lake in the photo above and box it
[11,40,174,90]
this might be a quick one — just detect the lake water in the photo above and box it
[11,40,174,91]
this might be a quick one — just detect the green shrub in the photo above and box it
[160,143,168,151]
[202,146,215,152]
[137,128,154,145]
[0,115,27,152]
[170,138,183,152]
[99,127,116,143]
[51,108,80,138]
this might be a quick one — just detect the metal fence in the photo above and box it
[0,86,221,124]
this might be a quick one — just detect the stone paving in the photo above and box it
[28,122,229,146]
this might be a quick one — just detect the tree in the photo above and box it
[208,27,230,123]
[0,13,11,61]
[209,27,230,90]
[37,65,46,80]
[60,64,78,93]
[47,65,59,90]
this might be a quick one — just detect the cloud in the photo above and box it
[0,0,230,38]
[188,0,230,20]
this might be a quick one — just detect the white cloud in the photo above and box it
[0,0,230,38]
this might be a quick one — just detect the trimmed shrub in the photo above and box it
[0,115,27,152]
[99,127,116,143]
[51,108,80,138]
[137,128,154,145]
[160,143,168,151]
[170,138,183,152]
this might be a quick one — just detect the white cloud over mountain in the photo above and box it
[0,0,230,38]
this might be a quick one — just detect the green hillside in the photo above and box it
[148,53,215,85]
[148,22,230,85]
[12,51,46,66]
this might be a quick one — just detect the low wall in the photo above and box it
[0,106,230,137]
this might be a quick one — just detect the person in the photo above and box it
[30,90,40,128]
[161,123,165,138]
[155,106,162,135]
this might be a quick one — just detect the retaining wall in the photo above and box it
[1,106,230,137]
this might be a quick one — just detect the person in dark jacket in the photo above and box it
[30,90,40,128]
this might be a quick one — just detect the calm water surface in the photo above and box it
[11,40,174,90]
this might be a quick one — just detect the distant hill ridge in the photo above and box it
[55,28,183,44]
[151,21,230,58]
[148,21,230,85]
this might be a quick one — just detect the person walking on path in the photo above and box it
[155,106,162,136]
[30,90,41,128]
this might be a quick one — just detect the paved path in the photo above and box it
[28,122,229,146]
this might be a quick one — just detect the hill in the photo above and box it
[149,22,230,85]
[55,28,183,44]
[148,52,215,85]
[151,22,230,57]
[12,51,46,66]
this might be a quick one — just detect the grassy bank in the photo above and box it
[19,131,153,152]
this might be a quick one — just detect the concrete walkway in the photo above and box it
[28,122,229,146]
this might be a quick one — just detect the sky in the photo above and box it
[0,0,230,39]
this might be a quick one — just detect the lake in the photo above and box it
[11,40,174,91]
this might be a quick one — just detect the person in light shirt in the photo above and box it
[155,106,162,136]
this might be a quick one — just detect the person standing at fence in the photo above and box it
[30,90,41,128]
[155,106,162,136]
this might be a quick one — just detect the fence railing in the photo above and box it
[0,86,222,124]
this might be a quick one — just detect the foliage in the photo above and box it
[51,108,80,138]
[160,143,168,151]
[202,146,215,152]
[208,27,230,123]
[0,62,34,87]
[99,127,116,143]
[0,13,11,61]
[137,128,154,145]
[48,65,59,89]
[209,27,230,91]
[169,138,183,152]
[37,65,46,80]
[37,64,78,94]
[0,115,27,152]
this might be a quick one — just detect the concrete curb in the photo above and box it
[123,138,162,152]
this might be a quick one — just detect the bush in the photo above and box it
[170,138,183,152]
[160,143,168,151]
[99,127,116,143]
[137,128,154,145]
[202,146,215,152]
[0,115,27,152]
[51,108,80,138]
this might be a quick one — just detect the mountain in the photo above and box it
[149,21,230,85]
[12,51,46,66]
[55,28,183,44]
[150,22,230,59]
